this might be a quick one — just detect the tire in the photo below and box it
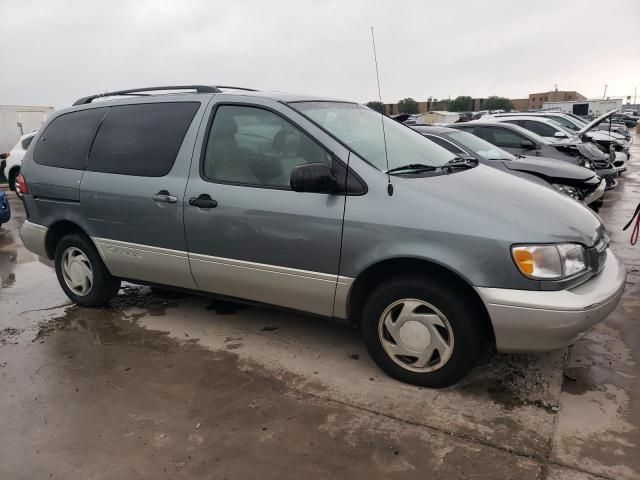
[8,168,19,194]
[54,233,120,307]
[360,275,481,388]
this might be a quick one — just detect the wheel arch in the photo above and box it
[44,220,93,259]
[346,257,496,347]
[7,165,21,190]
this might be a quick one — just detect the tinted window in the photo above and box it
[88,102,199,177]
[425,135,465,154]
[33,108,107,169]
[520,120,558,137]
[203,105,331,188]
[545,115,579,131]
[478,127,525,148]
[21,135,35,150]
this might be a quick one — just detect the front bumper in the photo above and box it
[583,179,606,205]
[20,220,49,258]
[476,250,626,352]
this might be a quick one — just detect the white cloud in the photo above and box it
[0,0,638,108]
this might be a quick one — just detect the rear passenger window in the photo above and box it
[88,102,199,177]
[479,127,524,148]
[33,108,107,169]
[520,120,557,137]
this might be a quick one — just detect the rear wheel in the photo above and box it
[360,275,481,388]
[54,233,120,307]
[8,168,21,198]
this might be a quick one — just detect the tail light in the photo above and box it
[0,153,9,159]
[17,173,28,195]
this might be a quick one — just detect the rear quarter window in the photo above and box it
[21,135,35,150]
[87,102,199,177]
[33,108,108,169]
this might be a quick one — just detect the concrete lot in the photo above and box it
[1,136,638,479]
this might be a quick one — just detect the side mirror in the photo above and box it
[290,163,337,193]
[520,139,536,150]
[554,131,568,138]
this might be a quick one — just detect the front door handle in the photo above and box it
[152,190,178,203]
[189,194,218,209]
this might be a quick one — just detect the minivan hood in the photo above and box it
[503,156,596,182]
[579,109,620,134]
[398,164,603,246]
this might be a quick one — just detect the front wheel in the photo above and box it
[361,275,482,388]
[54,233,120,307]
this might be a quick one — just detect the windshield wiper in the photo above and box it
[386,163,437,174]
[443,157,478,171]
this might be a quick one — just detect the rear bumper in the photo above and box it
[20,220,48,257]
[476,250,626,352]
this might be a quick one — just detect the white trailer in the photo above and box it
[415,111,460,125]
[0,105,54,153]
[542,99,623,118]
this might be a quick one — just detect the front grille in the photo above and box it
[593,159,611,168]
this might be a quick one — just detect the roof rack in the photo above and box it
[215,86,258,92]
[72,84,257,106]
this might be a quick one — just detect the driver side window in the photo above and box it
[203,105,331,188]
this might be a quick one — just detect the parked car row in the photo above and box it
[393,109,629,208]
[412,125,606,208]
[13,85,628,389]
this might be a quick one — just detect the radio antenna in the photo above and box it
[370,26,393,196]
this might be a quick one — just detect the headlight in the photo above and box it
[580,159,593,170]
[512,243,587,280]
[551,184,583,201]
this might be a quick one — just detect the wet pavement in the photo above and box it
[1,135,639,479]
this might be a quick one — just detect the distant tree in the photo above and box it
[484,96,514,111]
[449,96,473,112]
[365,101,384,114]
[397,97,419,114]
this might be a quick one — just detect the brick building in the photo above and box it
[510,98,529,112]
[528,90,585,110]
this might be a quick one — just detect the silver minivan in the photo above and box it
[19,86,627,387]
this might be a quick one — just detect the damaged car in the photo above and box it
[412,125,605,209]
[452,121,619,189]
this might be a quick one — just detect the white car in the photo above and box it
[1,132,36,196]
[484,111,630,150]
[481,113,628,173]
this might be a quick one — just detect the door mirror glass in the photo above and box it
[520,139,536,150]
[290,162,337,193]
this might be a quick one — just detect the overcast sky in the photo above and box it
[1,0,639,109]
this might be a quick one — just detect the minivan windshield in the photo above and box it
[446,131,515,161]
[292,102,457,172]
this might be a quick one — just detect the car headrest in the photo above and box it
[273,130,300,156]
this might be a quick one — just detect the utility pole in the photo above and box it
[603,84,608,100]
